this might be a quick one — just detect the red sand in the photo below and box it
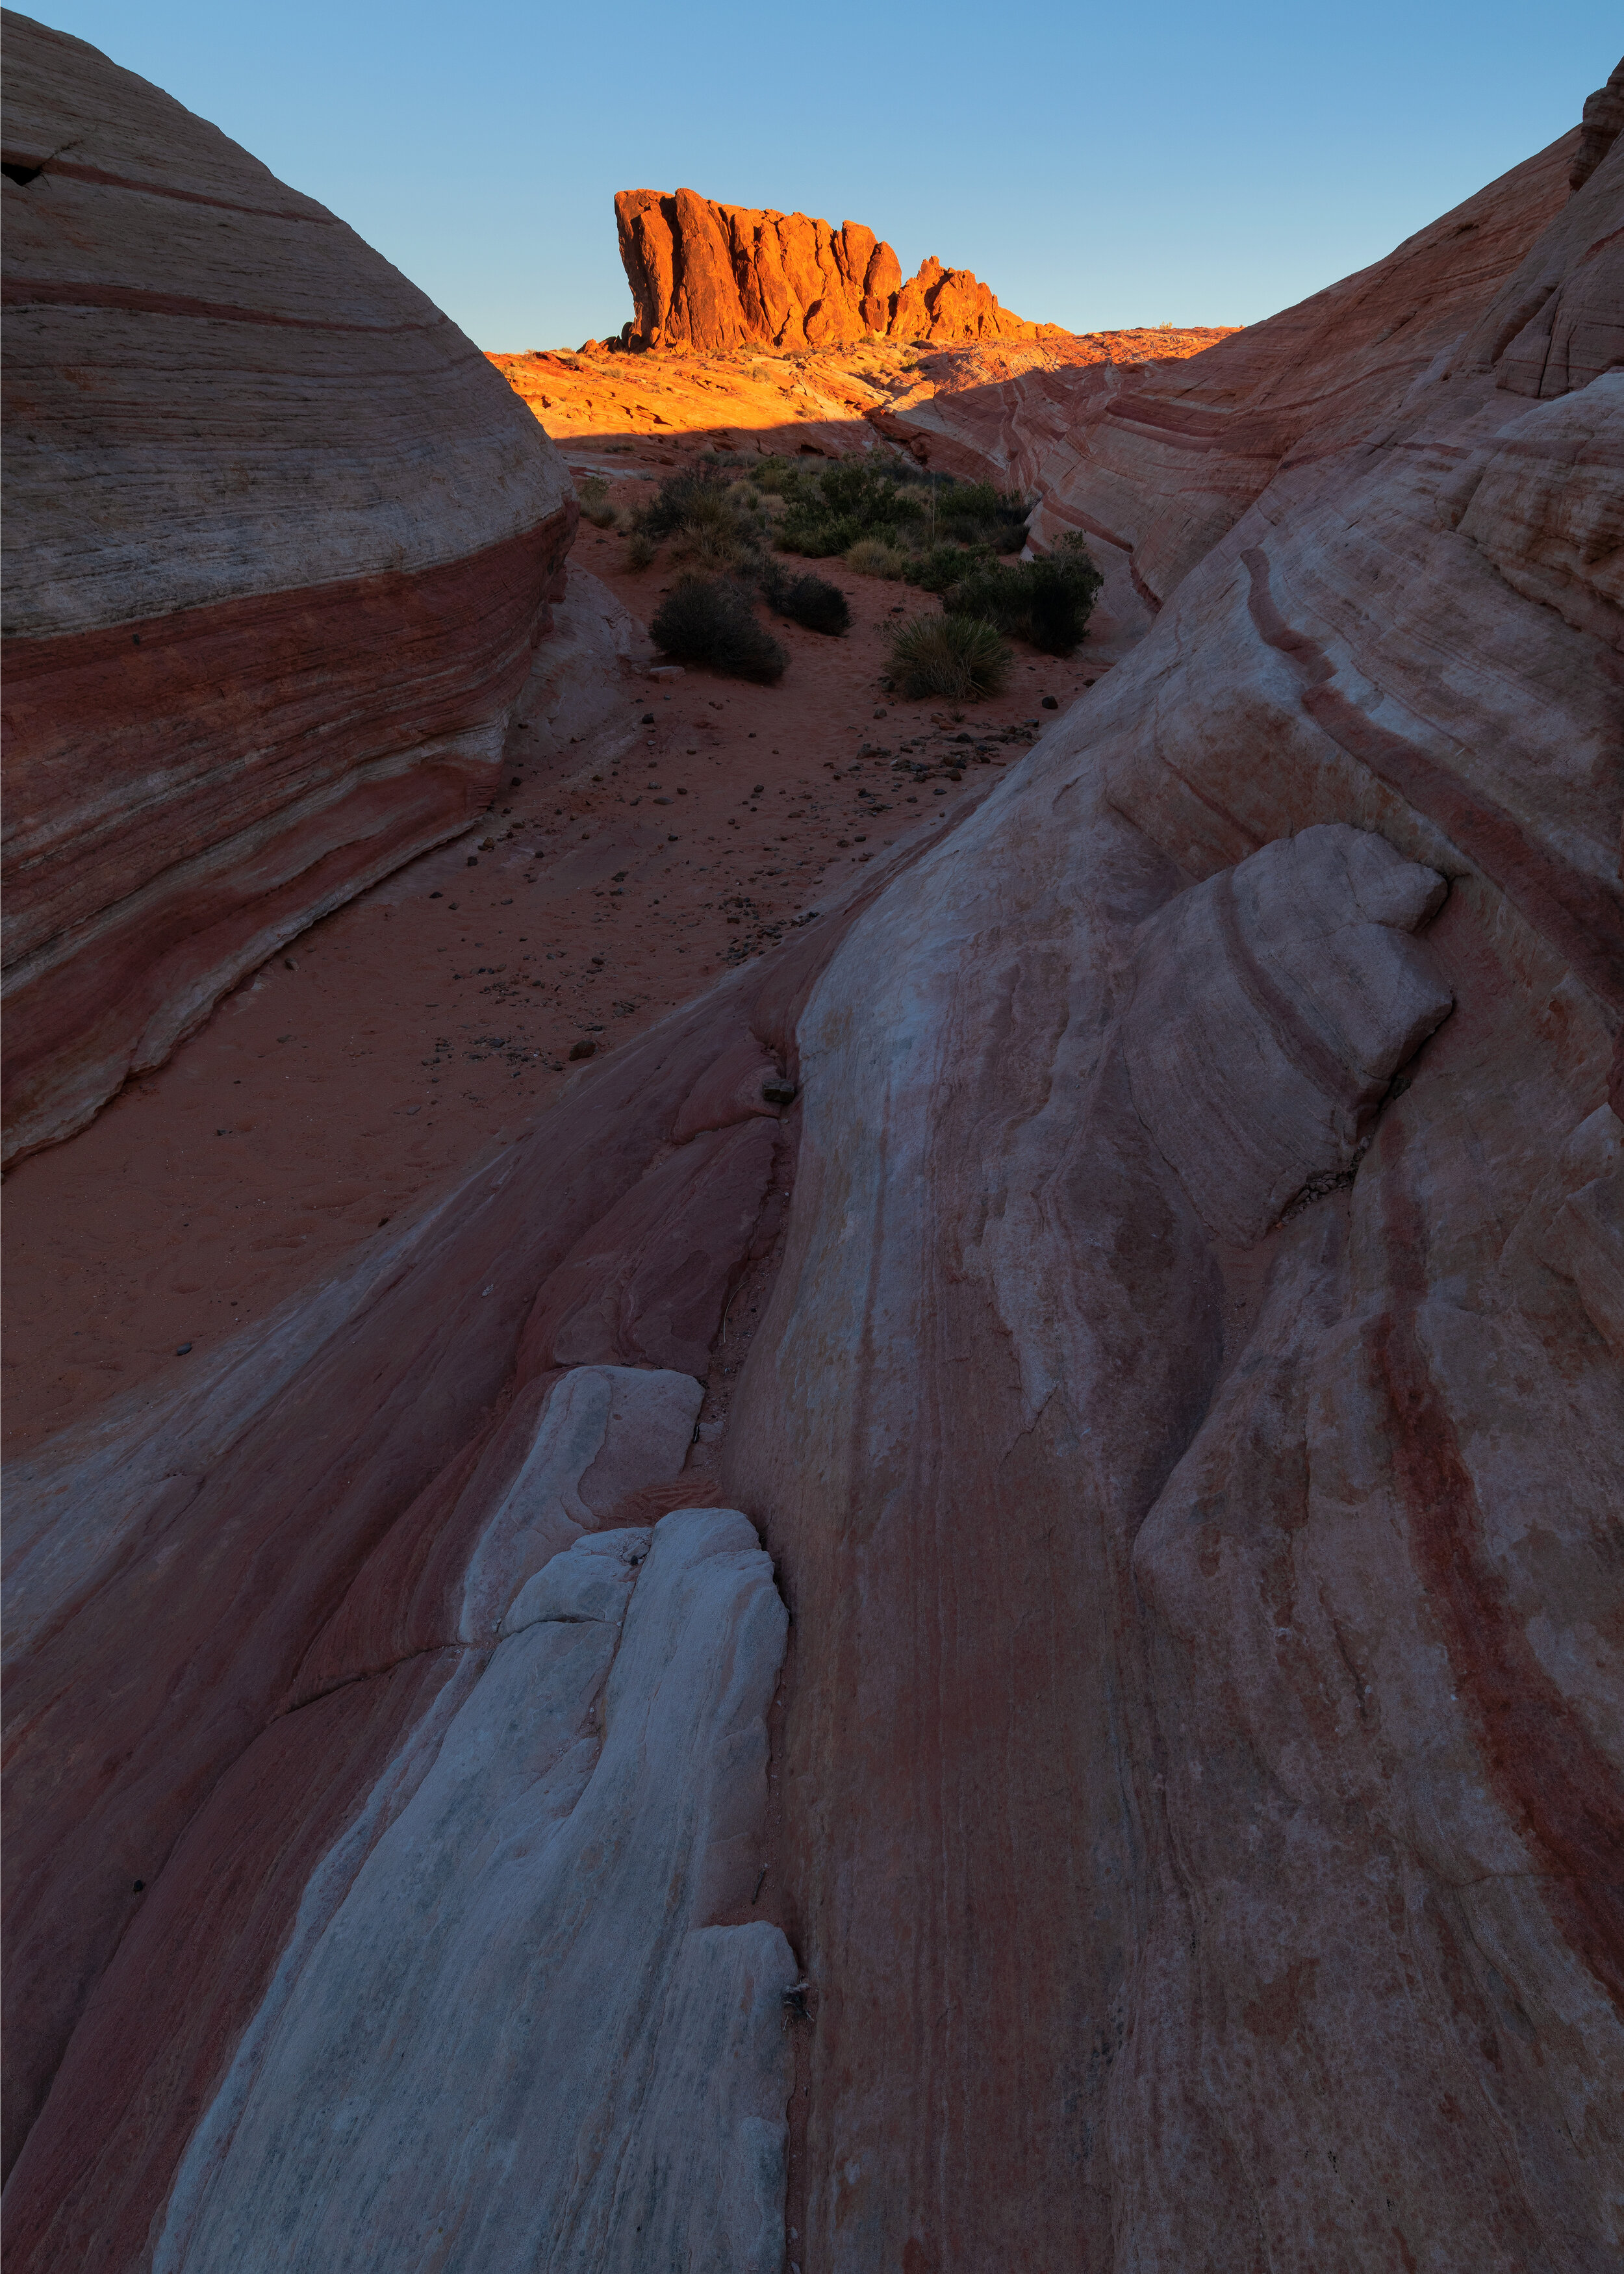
[3,461,1111,1453]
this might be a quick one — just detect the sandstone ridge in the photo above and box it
[0,9,577,1168]
[614,185,1065,353]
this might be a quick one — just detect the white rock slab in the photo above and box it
[456,1362,702,1639]
[154,1507,794,2273]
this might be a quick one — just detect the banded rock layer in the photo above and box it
[4,47,1623,2274]
[615,185,1064,353]
[0,10,577,1166]
[877,73,1623,655]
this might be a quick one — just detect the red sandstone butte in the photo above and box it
[0,10,578,1167]
[614,185,1065,352]
[4,41,1623,2274]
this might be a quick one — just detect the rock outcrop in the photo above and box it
[1571,54,1624,190]
[615,186,1064,352]
[0,10,577,1167]
[5,47,1623,2274]
[874,97,1619,644]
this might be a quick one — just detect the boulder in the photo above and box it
[613,185,1061,351]
[0,10,577,1166]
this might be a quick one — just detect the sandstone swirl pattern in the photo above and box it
[3,42,1623,2274]
[0,10,577,1166]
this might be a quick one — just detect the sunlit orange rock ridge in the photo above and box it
[614,186,1070,353]
[488,328,1239,461]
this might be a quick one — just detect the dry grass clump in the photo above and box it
[631,464,772,576]
[623,528,659,571]
[888,613,1010,700]
[650,576,787,683]
[577,475,618,530]
[844,537,911,580]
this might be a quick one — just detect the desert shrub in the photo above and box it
[775,456,931,556]
[844,537,910,580]
[776,506,862,557]
[750,456,800,494]
[650,576,787,683]
[635,464,767,550]
[673,523,750,572]
[932,478,1030,552]
[577,475,618,530]
[623,529,659,571]
[907,541,994,593]
[940,534,1102,655]
[629,464,773,576]
[775,459,1031,557]
[888,613,1010,700]
[761,567,850,635]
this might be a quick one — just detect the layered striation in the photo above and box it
[874,105,1616,654]
[615,185,1065,353]
[0,10,578,1165]
[4,44,1623,2274]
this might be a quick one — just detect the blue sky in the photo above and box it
[36,2,1622,348]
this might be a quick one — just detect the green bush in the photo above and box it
[650,576,787,683]
[775,457,928,556]
[776,505,863,557]
[941,534,1102,656]
[932,479,1030,552]
[906,540,991,593]
[763,568,851,635]
[888,613,1010,701]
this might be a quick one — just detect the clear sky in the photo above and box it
[32,1,1622,348]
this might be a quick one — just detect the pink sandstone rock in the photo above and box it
[875,108,1616,628]
[614,186,1063,352]
[3,50,1622,2274]
[0,10,578,1168]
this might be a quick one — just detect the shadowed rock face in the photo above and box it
[0,10,578,1168]
[614,186,1065,352]
[4,46,1623,2274]
[877,83,1622,643]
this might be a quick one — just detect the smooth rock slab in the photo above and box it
[151,1509,794,2273]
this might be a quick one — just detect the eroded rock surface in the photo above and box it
[144,1509,791,2274]
[0,10,577,1166]
[878,104,1617,639]
[1124,824,1453,1244]
[615,186,1065,353]
[3,45,1622,2274]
